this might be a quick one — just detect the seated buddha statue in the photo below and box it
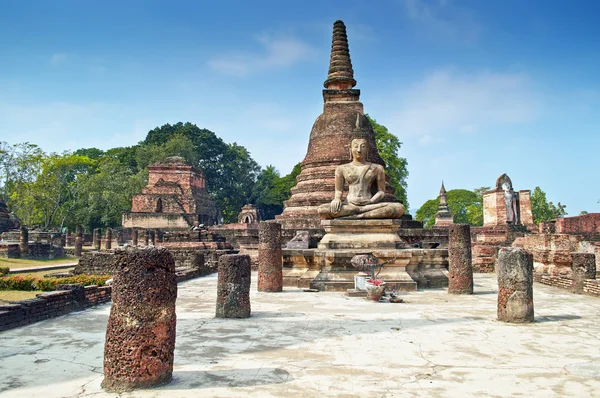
[317,138,405,220]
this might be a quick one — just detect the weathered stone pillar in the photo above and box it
[258,221,283,292]
[132,228,138,247]
[104,228,112,250]
[572,252,596,294]
[19,225,28,258]
[74,226,83,257]
[216,254,251,318]
[150,230,156,246]
[65,228,72,246]
[155,229,161,243]
[93,228,101,250]
[102,247,177,392]
[448,224,473,294]
[497,247,534,323]
[144,229,150,246]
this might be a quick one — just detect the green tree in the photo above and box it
[415,189,481,228]
[251,162,301,220]
[464,186,491,227]
[366,115,409,209]
[530,186,567,224]
[72,157,146,230]
[142,122,260,223]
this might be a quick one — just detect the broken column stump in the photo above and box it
[258,220,283,292]
[448,224,473,294]
[572,252,596,294]
[102,247,177,392]
[104,228,112,250]
[93,228,101,250]
[74,225,83,257]
[216,254,251,318]
[497,247,534,323]
[19,225,28,258]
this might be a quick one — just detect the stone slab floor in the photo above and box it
[1,273,599,397]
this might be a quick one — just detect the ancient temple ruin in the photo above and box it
[122,157,218,229]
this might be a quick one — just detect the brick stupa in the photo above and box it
[434,182,454,227]
[277,20,397,232]
[122,157,218,229]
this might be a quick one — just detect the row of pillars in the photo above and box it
[447,224,595,322]
[103,221,283,391]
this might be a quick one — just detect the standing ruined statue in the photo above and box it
[318,137,404,219]
[502,182,520,224]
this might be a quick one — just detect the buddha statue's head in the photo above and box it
[350,138,369,162]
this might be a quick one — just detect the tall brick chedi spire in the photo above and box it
[277,20,396,232]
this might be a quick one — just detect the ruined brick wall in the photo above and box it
[556,213,600,236]
[583,280,600,297]
[0,285,112,332]
[518,190,534,226]
[122,213,196,229]
[73,252,121,275]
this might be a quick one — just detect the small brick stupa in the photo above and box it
[434,182,454,227]
[277,20,397,232]
[122,157,218,229]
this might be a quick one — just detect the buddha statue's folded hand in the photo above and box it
[330,198,343,214]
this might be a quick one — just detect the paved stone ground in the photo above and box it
[1,273,599,397]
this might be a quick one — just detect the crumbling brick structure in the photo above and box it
[122,156,218,229]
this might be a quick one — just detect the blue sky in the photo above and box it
[1,0,599,215]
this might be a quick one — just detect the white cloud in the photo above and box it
[50,53,68,65]
[401,0,481,43]
[208,35,314,77]
[389,68,540,145]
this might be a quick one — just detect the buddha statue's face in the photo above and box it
[351,139,368,162]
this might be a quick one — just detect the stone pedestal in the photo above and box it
[497,247,534,323]
[216,254,251,318]
[318,219,404,250]
[19,226,28,258]
[448,224,473,294]
[132,228,138,247]
[572,252,596,293]
[93,228,101,250]
[102,248,177,392]
[258,221,283,292]
[103,228,112,250]
[74,226,83,257]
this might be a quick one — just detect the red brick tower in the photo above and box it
[277,20,396,232]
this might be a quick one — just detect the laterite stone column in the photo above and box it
[93,228,101,250]
[497,247,534,323]
[216,254,251,318]
[572,252,596,294]
[102,247,177,392]
[150,230,156,246]
[19,225,28,258]
[258,221,283,292]
[74,226,83,257]
[104,228,112,250]
[144,229,150,246]
[448,224,473,294]
[132,228,138,247]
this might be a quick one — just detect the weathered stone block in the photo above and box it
[102,248,177,392]
[448,224,473,294]
[74,226,83,257]
[572,252,596,294]
[497,247,534,323]
[216,254,251,318]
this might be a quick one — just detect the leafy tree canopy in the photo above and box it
[531,186,567,224]
[415,188,486,228]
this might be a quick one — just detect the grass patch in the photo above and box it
[0,257,78,269]
[0,290,39,303]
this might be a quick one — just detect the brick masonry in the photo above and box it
[0,285,112,332]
